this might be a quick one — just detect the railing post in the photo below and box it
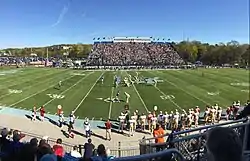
[118,141,121,157]
[242,117,250,152]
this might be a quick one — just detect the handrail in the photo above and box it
[140,120,250,147]
[113,148,184,161]
[142,118,247,141]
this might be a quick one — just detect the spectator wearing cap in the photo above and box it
[53,138,64,157]
[206,127,242,161]
[90,144,107,161]
[70,145,81,158]
[84,138,95,161]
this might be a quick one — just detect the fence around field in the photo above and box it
[139,118,250,161]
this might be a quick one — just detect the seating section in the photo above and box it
[87,42,184,66]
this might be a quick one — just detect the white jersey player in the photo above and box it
[124,92,130,103]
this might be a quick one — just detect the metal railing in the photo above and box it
[113,148,185,161]
[139,118,250,161]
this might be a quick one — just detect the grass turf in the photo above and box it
[0,67,249,120]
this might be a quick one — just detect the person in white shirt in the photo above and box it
[69,111,75,129]
[151,115,157,133]
[194,110,199,127]
[173,111,179,130]
[211,107,216,124]
[187,110,193,129]
[140,113,146,130]
[124,92,130,103]
[157,111,164,125]
[131,115,137,132]
[129,119,135,136]
[70,146,82,158]
[163,112,169,130]
[118,114,125,132]
[58,111,64,129]
[217,107,222,122]
[84,118,91,138]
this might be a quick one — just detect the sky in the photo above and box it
[0,0,249,48]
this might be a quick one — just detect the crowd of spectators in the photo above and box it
[0,128,115,161]
[87,42,183,66]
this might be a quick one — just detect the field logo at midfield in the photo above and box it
[47,94,65,99]
[72,73,86,76]
[8,89,22,94]
[230,82,249,87]
[137,77,164,85]
[96,97,121,103]
[160,95,175,100]
[207,91,220,96]
[241,90,249,93]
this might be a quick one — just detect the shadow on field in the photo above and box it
[25,114,41,121]
[45,116,59,127]
[71,129,86,137]
[97,126,129,136]
[91,132,106,140]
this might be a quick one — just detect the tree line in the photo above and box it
[173,40,249,66]
[1,40,249,65]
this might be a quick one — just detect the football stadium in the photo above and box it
[0,1,249,161]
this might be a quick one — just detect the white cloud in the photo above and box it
[51,4,69,27]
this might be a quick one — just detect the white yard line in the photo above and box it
[125,71,149,112]
[9,74,78,107]
[73,72,104,113]
[155,71,210,105]
[108,87,115,119]
[0,71,66,99]
[153,85,183,110]
[41,72,93,107]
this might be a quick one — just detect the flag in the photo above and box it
[97,38,100,40]
[103,37,105,39]
[93,38,95,40]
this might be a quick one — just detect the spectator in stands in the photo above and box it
[53,138,65,157]
[84,138,95,161]
[105,119,112,141]
[70,145,82,158]
[17,143,36,161]
[37,142,53,161]
[153,124,165,152]
[206,127,242,161]
[0,128,11,153]
[40,153,67,161]
[90,144,107,161]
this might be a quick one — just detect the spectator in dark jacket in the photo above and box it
[84,138,95,161]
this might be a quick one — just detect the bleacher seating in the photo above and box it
[87,42,183,66]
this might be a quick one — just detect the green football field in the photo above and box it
[0,67,249,120]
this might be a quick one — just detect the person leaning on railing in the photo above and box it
[153,124,165,152]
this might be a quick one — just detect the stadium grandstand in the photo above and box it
[87,37,184,66]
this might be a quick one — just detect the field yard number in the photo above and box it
[8,89,22,94]
[160,95,175,100]
[47,94,65,99]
